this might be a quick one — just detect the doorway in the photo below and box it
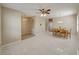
[21,16,34,40]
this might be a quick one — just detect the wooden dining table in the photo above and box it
[51,27,71,39]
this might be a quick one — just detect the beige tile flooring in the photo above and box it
[0,32,79,55]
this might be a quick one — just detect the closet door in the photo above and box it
[21,17,33,36]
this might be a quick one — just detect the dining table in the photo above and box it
[51,27,71,39]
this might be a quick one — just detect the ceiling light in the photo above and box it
[41,14,43,16]
[43,14,47,16]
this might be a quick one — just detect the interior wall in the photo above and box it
[33,16,46,34]
[77,12,79,39]
[0,5,1,45]
[52,14,77,34]
[2,7,21,45]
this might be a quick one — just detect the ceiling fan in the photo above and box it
[38,9,51,16]
[38,9,51,14]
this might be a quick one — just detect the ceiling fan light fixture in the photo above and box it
[43,13,47,16]
[41,14,43,16]
[41,13,47,16]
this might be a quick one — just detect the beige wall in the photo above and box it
[77,12,79,39]
[2,7,21,45]
[33,17,46,34]
[0,5,1,45]
[52,14,77,34]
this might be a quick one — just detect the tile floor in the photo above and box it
[0,32,79,55]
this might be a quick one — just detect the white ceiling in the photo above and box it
[1,3,79,17]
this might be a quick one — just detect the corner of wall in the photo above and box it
[0,5,1,46]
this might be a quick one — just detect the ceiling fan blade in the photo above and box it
[47,9,51,11]
[42,9,44,10]
[47,13,50,14]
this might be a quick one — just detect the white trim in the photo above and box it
[77,15,78,32]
